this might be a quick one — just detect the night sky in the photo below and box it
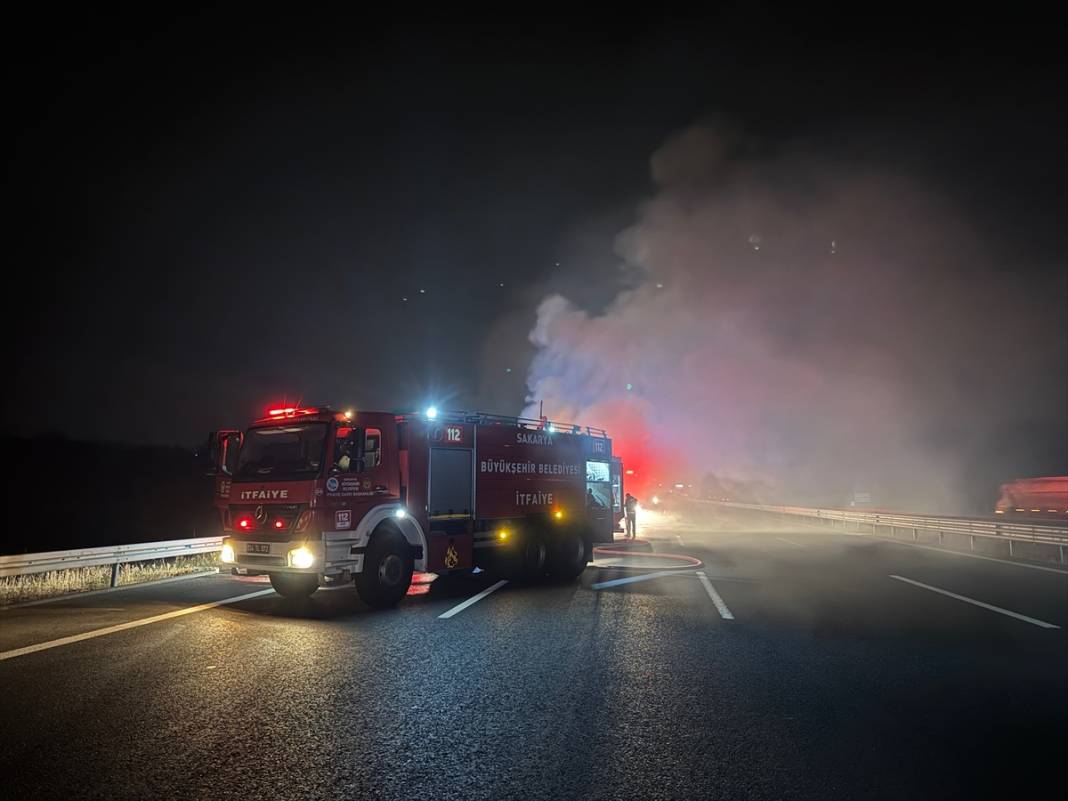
[5,8,1065,500]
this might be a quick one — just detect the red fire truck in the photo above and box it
[209,406,624,605]
[994,476,1068,519]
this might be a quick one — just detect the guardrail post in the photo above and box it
[1060,545,1065,566]
[1008,539,1014,558]
[938,530,943,545]
[913,528,918,541]
[110,561,121,588]
[969,535,974,551]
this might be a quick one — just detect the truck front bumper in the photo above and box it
[220,536,364,577]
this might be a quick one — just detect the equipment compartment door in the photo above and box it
[428,448,473,520]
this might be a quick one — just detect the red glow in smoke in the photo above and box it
[584,399,681,500]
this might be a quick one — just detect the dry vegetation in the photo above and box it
[0,553,219,606]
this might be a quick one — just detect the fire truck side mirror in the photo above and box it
[205,430,241,476]
[203,433,220,476]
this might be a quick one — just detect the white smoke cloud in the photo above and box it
[523,122,1066,512]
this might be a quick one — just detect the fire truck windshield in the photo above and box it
[235,423,328,481]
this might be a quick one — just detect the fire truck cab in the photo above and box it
[209,406,624,606]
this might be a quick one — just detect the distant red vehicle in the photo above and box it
[994,476,1068,519]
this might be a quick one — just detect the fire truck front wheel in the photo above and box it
[356,529,414,608]
[269,572,319,599]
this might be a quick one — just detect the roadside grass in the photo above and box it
[0,553,220,607]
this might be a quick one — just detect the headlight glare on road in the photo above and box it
[220,542,235,564]
[289,545,316,569]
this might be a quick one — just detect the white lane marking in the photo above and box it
[776,537,805,548]
[592,570,698,590]
[696,571,735,620]
[438,580,508,619]
[2,570,222,610]
[882,539,1068,575]
[0,588,277,662]
[889,575,1060,629]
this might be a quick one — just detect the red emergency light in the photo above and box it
[266,406,320,418]
[625,469,635,475]
[273,519,285,529]
[237,517,252,530]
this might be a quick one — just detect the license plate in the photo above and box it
[247,543,271,554]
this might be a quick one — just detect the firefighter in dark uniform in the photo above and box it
[624,493,638,539]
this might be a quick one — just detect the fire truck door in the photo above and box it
[610,457,624,533]
[585,459,614,540]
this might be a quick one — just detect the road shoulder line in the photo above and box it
[879,539,1068,574]
[0,588,277,661]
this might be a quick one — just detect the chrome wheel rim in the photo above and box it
[379,553,403,586]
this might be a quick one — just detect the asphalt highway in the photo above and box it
[2,505,1065,800]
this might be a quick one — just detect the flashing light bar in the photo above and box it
[266,406,320,418]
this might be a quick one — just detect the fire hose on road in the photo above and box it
[591,537,703,571]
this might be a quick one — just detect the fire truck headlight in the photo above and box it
[395,508,407,519]
[425,406,438,420]
[553,509,564,521]
[288,546,316,570]
[498,529,509,540]
[220,542,236,564]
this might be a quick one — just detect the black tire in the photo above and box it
[518,531,548,582]
[356,528,413,608]
[547,528,588,582]
[269,572,319,599]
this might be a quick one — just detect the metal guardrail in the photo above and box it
[710,501,1068,562]
[0,537,224,584]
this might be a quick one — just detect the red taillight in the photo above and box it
[238,518,252,530]
[274,519,285,529]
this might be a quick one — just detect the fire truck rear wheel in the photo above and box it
[518,532,548,582]
[269,572,319,599]
[548,529,587,581]
[356,529,413,608]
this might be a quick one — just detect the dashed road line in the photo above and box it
[591,570,698,590]
[776,537,805,548]
[0,588,277,661]
[438,580,508,619]
[696,571,735,620]
[889,575,1060,629]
